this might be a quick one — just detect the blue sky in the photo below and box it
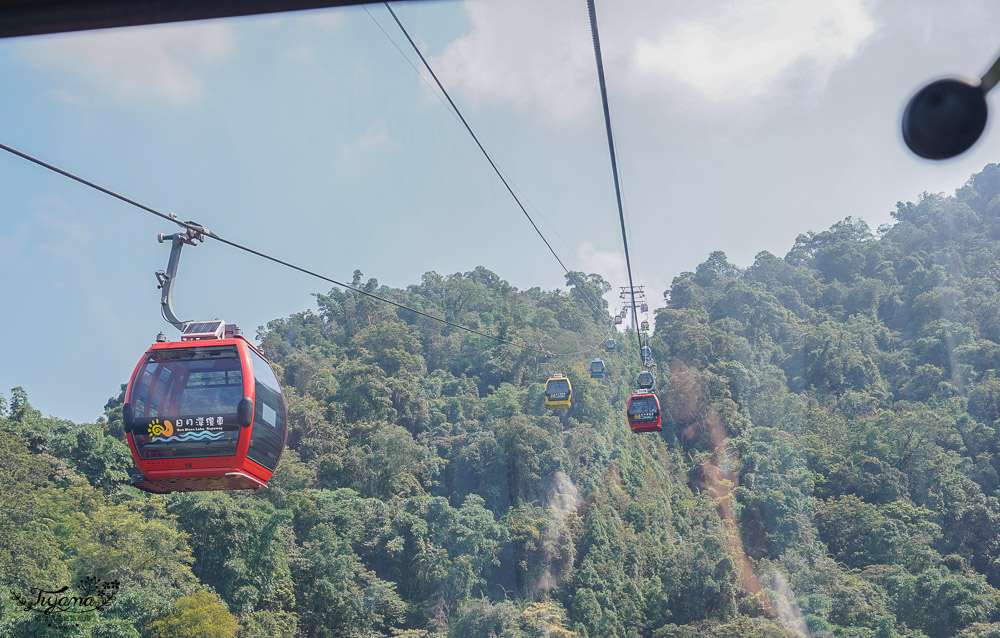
[1,0,999,422]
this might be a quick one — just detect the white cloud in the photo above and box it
[337,121,403,167]
[21,21,237,106]
[576,240,626,311]
[577,240,625,283]
[430,0,600,123]
[634,0,876,102]
[429,0,876,123]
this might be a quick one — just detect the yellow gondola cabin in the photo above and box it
[544,374,572,409]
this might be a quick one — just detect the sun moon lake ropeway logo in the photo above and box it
[148,417,174,439]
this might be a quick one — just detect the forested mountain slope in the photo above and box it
[7,165,1000,637]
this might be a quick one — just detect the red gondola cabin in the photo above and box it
[627,392,661,433]
[123,321,287,493]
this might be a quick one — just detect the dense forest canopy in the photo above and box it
[7,165,1000,636]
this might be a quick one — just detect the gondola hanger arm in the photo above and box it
[155,219,208,332]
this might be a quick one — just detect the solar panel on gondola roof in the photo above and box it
[182,320,226,340]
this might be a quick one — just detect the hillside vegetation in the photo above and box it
[7,165,1000,637]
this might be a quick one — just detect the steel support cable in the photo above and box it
[0,141,541,353]
[560,321,618,359]
[381,2,611,327]
[585,0,643,363]
[548,317,617,359]
[361,5,463,125]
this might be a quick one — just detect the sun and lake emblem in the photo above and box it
[147,418,174,439]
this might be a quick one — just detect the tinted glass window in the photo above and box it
[628,395,659,416]
[130,346,243,459]
[247,348,286,471]
[546,379,570,396]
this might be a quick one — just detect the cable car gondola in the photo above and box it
[641,302,648,313]
[637,370,654,390]
[614,314,623,325]
[544,374,572,409]
[123,228,287,493]
[627,392,661,433]
[590,359,606,378]
[605,338,616,351]
[640,320,649,331]
[124,325,288,493]
[641,345,652,362]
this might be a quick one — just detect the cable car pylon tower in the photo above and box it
[618,285,645,331]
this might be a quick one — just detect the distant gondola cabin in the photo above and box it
[640,320,649,331]
[590,359,606,378]
[605,339,616,351]
[637,370,654,390]
[614,314,623,325]
[544,374,572,409]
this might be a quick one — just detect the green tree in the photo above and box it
[148,590,239,638]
